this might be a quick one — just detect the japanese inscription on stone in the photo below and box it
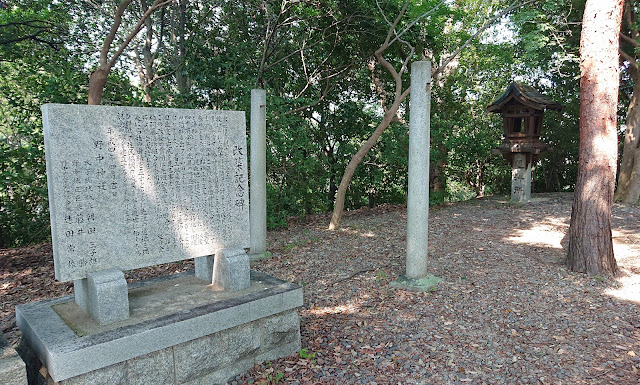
[42,104,250,282]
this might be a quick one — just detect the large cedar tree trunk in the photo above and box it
[566,0,623,276]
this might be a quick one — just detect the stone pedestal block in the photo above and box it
[74,268,129,325]
[213,249,250,292]
[511,153,531,202]
[16,271,302,384]
[194,254,214,283]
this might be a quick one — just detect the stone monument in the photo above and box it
[16,104,302,384]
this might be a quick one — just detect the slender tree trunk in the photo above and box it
[328,107,400,229]
[172,0,188,93]
[567,0,623,276]
[87,0,171,105]
[327,0,536,230]
[615,78,640,203]
[88,67,109,105]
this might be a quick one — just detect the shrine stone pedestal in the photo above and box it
[511,153,531,203]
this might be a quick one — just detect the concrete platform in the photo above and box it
[16,270,302,383]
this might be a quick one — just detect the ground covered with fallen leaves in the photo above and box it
[2,193,640,384]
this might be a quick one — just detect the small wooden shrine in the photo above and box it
[487,82,561,201]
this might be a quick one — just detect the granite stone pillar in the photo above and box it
[406,60,431,279]
[250,89,268,259]
[391,61,442,291]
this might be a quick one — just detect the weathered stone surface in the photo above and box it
[0,333,27,385]
[16,271,302,382]
[85,268,130,325]
[212,248,250,291]
[390,274,443,292]
[126,346,174,385]
[261,311,301,351]
[219,323,260,364]
[61,362,126,385]
[173,335,222,383]
[250,89,267,256]
[511,153,531,202]
[42,104,250,282]
[406,61,431,279]
[28,308,301,385]
[193,255,214,283]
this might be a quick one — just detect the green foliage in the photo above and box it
[0,0,138,247]
[0,0,588,246]
[299,348,317,363]
[0,2,85,247]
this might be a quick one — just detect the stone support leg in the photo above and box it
[213,249,250,292]
[74,268,129,325]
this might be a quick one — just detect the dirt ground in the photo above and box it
[2,192,640,384]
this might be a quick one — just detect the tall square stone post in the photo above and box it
[250,89,269,260]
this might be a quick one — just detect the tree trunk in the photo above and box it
[173,0,189,93]
[328,110,398,229]
[142,12,155,103]
[615,78,640,203]
[88,67,109,105]
[566,0,623,276]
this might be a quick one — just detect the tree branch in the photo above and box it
[388,0,447,46]
[101,0,131,68]
[432,0,539,79]
[107,0,173,70]
[620,32,639,48]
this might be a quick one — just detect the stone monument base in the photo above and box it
[16,271,302,385]
[390,274,443,292]
[1,332,27,384]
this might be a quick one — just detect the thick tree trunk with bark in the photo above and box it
[566,0,623,276]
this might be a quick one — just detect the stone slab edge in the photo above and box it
[16,271,302,382]
[0,332,27,385]
[390,274,443,292]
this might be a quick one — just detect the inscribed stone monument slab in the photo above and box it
[42,104,250,282]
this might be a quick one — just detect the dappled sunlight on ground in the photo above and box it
[4,194,640,383]
[309,302,361,316]
[607,227,640,304]
[606,273,640,304]
[505,217,568,250]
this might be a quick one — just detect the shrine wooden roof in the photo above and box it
[487,82,562,113]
